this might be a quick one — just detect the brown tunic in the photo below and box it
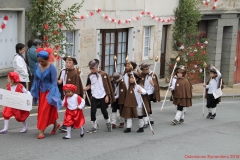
[205,77,223,103]
[58,68,83,99]
[173,78,192,107]
[139,72,161,102]
[113,80,127,114]
[85,70,115,106]
[121,84,150,118]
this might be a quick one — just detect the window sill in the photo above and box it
[0,68,13,77]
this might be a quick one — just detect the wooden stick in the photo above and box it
[122,54,129,73]
[151,56,159,78]
[114,55,118,73]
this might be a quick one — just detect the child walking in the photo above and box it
[170,65,192,125]
[62,84,85,139]
[121,71,150,133]
[111,72,127,129]
[0,72,30,134]
[203,66,222,119]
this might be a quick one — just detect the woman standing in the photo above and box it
[31,48,61,139]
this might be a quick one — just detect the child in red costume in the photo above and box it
[0,72,30,134]
[62,84,85,139]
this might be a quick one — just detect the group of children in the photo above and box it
[0,55,223,138]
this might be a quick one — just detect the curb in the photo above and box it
[1,94,239,118]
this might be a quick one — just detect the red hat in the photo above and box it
[63,84,77,92]
[8,72,20,83]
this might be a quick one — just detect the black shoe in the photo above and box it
[59,125,67,132]
[62,136,71,139]
[136,128,144,133]
[210,113,216,119]
[150,121,154,125]
[124,128,131,133]
[179,119,184,124]
[206,113,212,119]
[80,128,84,137]
[171,119,178,125]
[143,124,148,128]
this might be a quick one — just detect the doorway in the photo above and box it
[160,25,168,78]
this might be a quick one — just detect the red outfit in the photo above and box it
[63,95,85,128]
[37,91,58,130]
[2,84,30,122]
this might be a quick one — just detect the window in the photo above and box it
[100,29,128,75]
[63,31,75,56]
[143,27,151,58]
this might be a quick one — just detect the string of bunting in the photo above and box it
[77,7,175,25]
[202,0,218,10]
[0,15,9,33]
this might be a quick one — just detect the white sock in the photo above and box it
[143,117,149,125]
[111,112,117,125]
[80,126,84,135]
[20,121,28,133]
[139,119,144,128]
[212,108,217,114]
[1,120,9,131]
[65,127,71,138]
[175,111,182,121]
[126,118,132,128]
[105,118,110,123]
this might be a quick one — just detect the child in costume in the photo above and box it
[123,61,138,89]
[139,63,160,127]
[62,84,85,139]
[111,72,127,129]
[83,59,115,133]
[121,71,150,133]
[58,56,83,132]
[203,66,223,119]
[170,65,192,125]
[0,72,30,134]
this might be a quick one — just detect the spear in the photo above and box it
[160,56,180,111]
[129,65,155,135]
[202,61,207,116]
[114,55,118,73]
[76,66,91,106]
[122,54,129,73]
[151,56,159,78]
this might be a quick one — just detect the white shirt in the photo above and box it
[11,85,30,94]
[60,70,67,86]
[123,73,129,89]
[170,76,178,91]
[62,94,85,110]
[206,69,222,94]
[13,54,29,82]
[143,71,155,95]
[90,73,106,99]
[133,84,147,109]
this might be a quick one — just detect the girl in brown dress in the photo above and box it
[170,65,192,125]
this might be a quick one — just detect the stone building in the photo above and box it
[199,0,240,86]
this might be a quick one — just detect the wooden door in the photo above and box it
[160,25,168,78]
[234,31,240,83]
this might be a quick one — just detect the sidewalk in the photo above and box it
[0,83,239,117]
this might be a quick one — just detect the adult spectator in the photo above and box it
[13,43,29,88]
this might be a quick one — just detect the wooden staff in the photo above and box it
[151,56,159,78]
[114,55,118,73]
[76,66,91,106]
[122,54,129,73]
[160,56,180,111]
[202,61,207,116]
[129,65,154,135]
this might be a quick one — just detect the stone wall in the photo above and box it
[200,0,240,11]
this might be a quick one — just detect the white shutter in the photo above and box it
[128,28,135,61]
[74,30,80,65]
[96,30,101,67]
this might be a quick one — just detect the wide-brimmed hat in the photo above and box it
[88,59,99,68]
[112,72,123,82]
[175,65,186,73]
[210,69,217,74]
[128,71,141,79]
[139,63,151,70]
[63,56,78,65]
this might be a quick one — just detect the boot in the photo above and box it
[118,123,124,128]
[171,119,178,125]
[210,113,216,119]
[87,120,98,133]
[206,113,212,119]
[136,127,144,133]
[171,111,182,125]
[179,119,184,124]
[124,128,131,133]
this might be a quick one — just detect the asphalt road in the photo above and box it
[0,97,240,160]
